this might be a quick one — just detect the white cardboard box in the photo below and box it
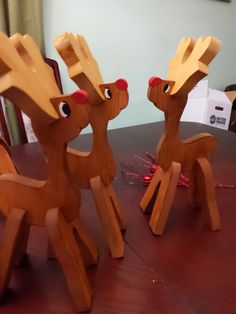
[188,80,208,99]
[181,80,233,130]
[181,98,208,124]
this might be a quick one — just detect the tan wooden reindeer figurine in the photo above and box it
[54,33,129,258]
[0,32,96,312]
[140,37,222,235]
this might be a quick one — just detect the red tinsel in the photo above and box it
[120,153,236,189]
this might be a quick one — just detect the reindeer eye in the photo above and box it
[104,88,112,99]
[59,101,71,118]
[163,83,170,93]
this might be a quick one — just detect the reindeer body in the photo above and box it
[0,107,86,225]
[141,37,221,235]
[157,132,217,172]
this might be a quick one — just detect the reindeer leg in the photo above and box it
[0,140,29,266]
[195,157,221,231]
[140,165,164,214]
[14,223,30,266]
[71,217,99,266]
[45,207,92,313]
[90,177,124,258]
[188,169,202,208]
[0,208,26,298]
[106,184,127,231]
[47,214,98,266]
[149,162,181,235]
[47,217,99,266]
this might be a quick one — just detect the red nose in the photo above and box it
[115,78,128,91]
[149,77,162,87]
[71,90,89,104]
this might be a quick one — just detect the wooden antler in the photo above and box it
[0,32,60,124]
[54,32,105,104]
[167,36,221,96]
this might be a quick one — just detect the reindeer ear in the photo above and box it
[71,90,89,104]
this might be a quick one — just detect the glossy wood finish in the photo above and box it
[141,37,221,234]
[0,121,235,313]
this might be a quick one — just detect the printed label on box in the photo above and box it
[204,94,232,130]
[208,115,227,127]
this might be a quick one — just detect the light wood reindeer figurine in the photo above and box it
[140,37,222,235]
[54,33,129,258]
[0,32,96,312]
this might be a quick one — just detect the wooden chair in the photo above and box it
[0,32,96,312]
[140,37,222,235]
[0,97,12,145]
[54,33,129,258]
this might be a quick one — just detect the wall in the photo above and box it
[43,0,236,132]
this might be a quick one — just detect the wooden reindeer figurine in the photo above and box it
[54,33,129,258]
[140,37,222,235]
[0,32,96,312]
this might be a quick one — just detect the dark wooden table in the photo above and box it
[0,122,235,314]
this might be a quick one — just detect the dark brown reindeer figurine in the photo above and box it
[140,37,221,235]
[0,32,96,312]
[54,33,129,258]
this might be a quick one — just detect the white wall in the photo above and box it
[43,0,236,132]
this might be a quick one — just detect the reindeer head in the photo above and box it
[0,32,90,144]
[33,90,90,144]
[148,37,221,117]
[54,33,128,122]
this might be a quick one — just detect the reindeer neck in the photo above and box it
[164,111,181,141]
[157,97,186,166]
[90,116,111,156]
[162,96,187,143]
[40,138,70,188]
